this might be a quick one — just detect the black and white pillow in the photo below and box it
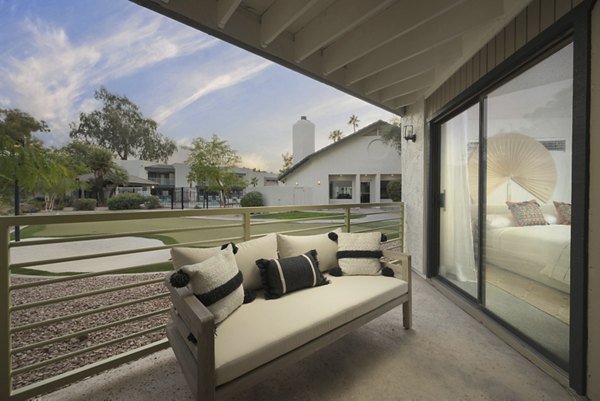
[169,244,245,324]
[335,232,383,275]
[256,250,329,299]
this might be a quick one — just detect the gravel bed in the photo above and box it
[10,273,171,390]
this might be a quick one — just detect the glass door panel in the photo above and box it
[484,43,573,366]
[439,104,480,298]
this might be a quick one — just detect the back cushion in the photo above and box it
[170,233,278,291]
[277,228,341,272]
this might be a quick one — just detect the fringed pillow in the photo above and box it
[169,244,246,324]
[256,250,328,299]
[331,232,388,276]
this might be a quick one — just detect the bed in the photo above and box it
[480,204,571,294]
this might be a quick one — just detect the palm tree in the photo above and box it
[328,129,344,143]
[348,114,360,133]
[250,177,259,187]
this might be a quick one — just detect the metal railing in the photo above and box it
[0,202,403,400]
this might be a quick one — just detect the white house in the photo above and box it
[264,118,401,206]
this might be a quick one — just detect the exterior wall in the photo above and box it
[282,133,401,205]
[588,4,600,399]
[402,99,426,275]
[259,186,313,207]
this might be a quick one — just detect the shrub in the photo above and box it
[107,193,145,210]
[387,181,402,201]
[240,191,264,207]
[144,195,161,209]
[73,198,97,211]
[336,193,352,199]
[20,203,40,213]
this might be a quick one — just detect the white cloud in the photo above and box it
[0,97,10,107]
[0,11,217,144]
[152,58,272,124]
[240,153,276,173]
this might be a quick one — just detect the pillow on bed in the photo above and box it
[277,228,341,272]
[170,233,278,291]
[256,250,328,299]
[170,244,244,324]
[553,201,572,225]
[335,232,383,275]
[486,214,514,229]
[506,200,548,226]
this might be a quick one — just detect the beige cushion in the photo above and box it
[277,228,341,272]
[214,274,408,386]
[180,245,243,324]
[170,233,278,291]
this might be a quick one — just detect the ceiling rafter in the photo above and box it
[321,0,461,75]
[260,0,320,47]
[344,0,504,85]
[363,38,462,95]
[293,0,395,63]
[385,92,421,110]
[217,0,242,28]
[377,70,434,103]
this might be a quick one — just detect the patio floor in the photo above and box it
[41,274,578,401]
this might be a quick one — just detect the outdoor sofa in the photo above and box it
[164,231,412,401]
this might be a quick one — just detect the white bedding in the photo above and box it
[485,224,571,291]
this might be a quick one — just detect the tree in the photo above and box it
[185,134,246,207]
[348,114,360,133]
[250,177,259,187]
[64,141,122,206]
[0,109,54,219]
[380,117,403,155]
[279,152,293,174]
[34,148,79,211]
[328,129,344,143]
[106,165,129,198]
[69,87,177,162]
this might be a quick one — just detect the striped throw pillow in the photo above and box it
[256,250,328,299]
[336,232,383,275]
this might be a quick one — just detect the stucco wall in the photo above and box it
[401,98,426,275]
[282,133,401,205]
[587,4,600,399]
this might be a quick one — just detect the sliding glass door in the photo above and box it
[436,42,573,368]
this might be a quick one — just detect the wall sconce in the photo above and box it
[403,125,416,142]
[317,180,321,185]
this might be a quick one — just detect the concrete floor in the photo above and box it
[41,275,579,401]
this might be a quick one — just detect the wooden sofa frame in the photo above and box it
[165,250,412,401]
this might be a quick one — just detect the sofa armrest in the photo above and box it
[381,249,411,284]
[164,274,214,338]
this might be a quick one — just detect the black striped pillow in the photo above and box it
[170,244,244,324]
[256,250,329,299]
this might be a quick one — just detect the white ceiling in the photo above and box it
[130,0,532,115]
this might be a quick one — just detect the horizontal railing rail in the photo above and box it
[0,202,403,401]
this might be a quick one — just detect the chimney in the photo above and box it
[292,116,315,163]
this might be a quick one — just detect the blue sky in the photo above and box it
[0,0,393,172]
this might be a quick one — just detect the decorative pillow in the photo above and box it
[170,233,278,291]
[335,232,383,275]
[277,228,341,272]
[506,200,548,226]
[170,244,244,324]
[256,250,328,299]
[553,201,571,225]
[544,213,558,225]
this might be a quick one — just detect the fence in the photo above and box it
[0,202,403,400]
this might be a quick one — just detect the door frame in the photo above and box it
[426,1,593,393]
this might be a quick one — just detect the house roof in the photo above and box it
[278,120,397,181]
[129,0,530,114]
[144,164,175,173]
[77,173,159,187]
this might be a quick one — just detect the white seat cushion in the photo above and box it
[214,275,408,386]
